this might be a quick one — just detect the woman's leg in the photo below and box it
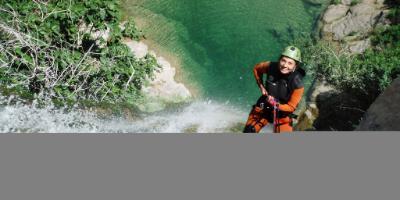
[276,117,293,133]
[243,106,269,133]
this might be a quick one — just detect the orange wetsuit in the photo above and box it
[244,61,304,133]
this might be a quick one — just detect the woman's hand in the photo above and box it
[267,95,278,107]
[267,95,274,103]
[260,86,268,96]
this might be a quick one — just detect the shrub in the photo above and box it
[350,0,360,6]
[293,25,400,96]
[331,0,342,5]
[0,0,160,105]
[385,0,400,23]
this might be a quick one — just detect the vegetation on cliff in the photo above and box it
[292,0,400,131]
[296,0,399,99]
[0,0,159,106]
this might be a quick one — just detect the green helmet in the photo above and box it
[281,46,301,62]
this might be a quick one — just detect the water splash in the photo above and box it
[137,100,248,133]
[0,95,262,133]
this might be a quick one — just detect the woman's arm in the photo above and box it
[278,87,304,113]
[253,61,270,96]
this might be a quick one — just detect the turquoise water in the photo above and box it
[121,0,329,109]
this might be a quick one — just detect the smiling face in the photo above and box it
[279,56,297,74]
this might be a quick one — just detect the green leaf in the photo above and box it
[15,47,23,56]
[99,8,106,20]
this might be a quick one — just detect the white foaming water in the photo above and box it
[0,96,259,133]
[137,100,247,133]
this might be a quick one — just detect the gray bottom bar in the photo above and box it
[0,132,399,200]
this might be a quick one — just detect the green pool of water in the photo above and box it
[121,0,329,109]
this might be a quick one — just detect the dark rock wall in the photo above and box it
[356,77,400,131]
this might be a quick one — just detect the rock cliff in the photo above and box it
[124,39,192,112]
[320,0,390,53]
[295,0,392,131]
[356,77,400,131]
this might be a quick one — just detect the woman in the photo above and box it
[243,46,305,133]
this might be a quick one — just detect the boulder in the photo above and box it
[347,38,371,53]
[323,4,350,23]
[329,8,382,40]
[351,2,376,16]
[356,77,400,131]
[320,0,389,53]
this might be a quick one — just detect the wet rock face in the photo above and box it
[320,0,390,54]
[299,77,400,131]
[295,79,374,131]
[124,39,192,112]
[295,80,336,131]
[311,89,370,131]
[356,77,400,131]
